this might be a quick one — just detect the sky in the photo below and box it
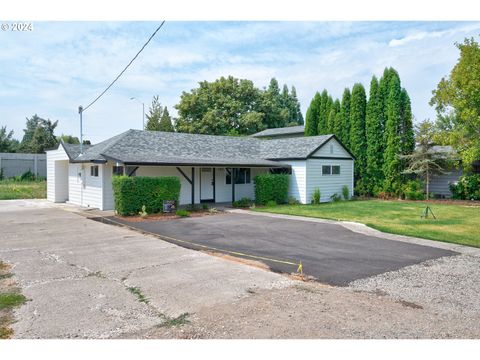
[1,21,479,144]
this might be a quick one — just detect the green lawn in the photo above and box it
[0,180,47,200]
[253,200,480,248]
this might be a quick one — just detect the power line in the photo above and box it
[81,21,166,113]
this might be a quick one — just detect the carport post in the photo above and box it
[231,168,236,203]
[191,167,195,205]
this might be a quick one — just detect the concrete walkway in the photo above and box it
[0,200,291,338]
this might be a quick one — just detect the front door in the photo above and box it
[200,168,214,202]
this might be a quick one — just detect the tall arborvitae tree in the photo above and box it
[328,99,341,134]
[339,88,351,148]
[349,83,367,192]
[158,106,174,132]
[317,90,330,134]
[400,89,415,155]
[365,76,384,194]
[378,68,395,142]
[383,73,403,193]
[305,92,321,136]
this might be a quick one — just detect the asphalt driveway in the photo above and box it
[111,212,456,285]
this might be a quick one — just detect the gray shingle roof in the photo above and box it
[61,129,340,167]
[251,125,305,138]
[60,142,91,160]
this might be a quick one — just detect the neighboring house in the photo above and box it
[46,129,354,210]
[428,145,480,198]
[251,125,305,139]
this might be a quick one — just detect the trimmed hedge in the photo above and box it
[254,174,289,205]
[112,176,181,216]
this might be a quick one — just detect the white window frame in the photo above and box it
[322,164,340,176]
[90,165,99,177]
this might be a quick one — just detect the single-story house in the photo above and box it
[46,129,354,210]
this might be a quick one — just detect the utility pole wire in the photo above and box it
[82,21,166,113]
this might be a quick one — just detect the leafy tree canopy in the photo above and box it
[430,37,480,167]
[57,134,80,144]
[0,126,19,152]
[175,76,303,136]
[19,115,58,153]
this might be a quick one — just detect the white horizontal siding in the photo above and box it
[281,160,306,204]
[312,138,351,158]
[68,163,104,209]
[428,168,463,198]
[46,147,69,203]
[306,159,354,203]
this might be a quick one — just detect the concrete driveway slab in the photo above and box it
[0,200,291,338]
[111,213,457,286]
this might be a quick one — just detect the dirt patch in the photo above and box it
[117,210,227,223]
[134,282,480,339]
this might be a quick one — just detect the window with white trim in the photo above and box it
[90,165,99,177]
[226,168,251,184]
[322,165,340,176]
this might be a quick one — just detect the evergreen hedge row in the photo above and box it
[112,176,181,216]
[254,174,289,205]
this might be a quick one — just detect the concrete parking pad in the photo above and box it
[0,201,291,338]
[111,213,457,285]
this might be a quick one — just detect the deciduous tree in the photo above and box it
[430,37,480,167]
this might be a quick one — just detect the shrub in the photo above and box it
[401,180,425,200]
[176,209,190,217]
[254,174,289,205]
[311,188,321,204]
[20,170,36,181]
[449,174,480,200]
[330,193,341,202]
[112,176,181,216]
[288,196,300,205]
[0,168,3,180]
[266,200,277,207]
[341,185,349,200]
[232,197,253,208]
[202,203,209,210]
